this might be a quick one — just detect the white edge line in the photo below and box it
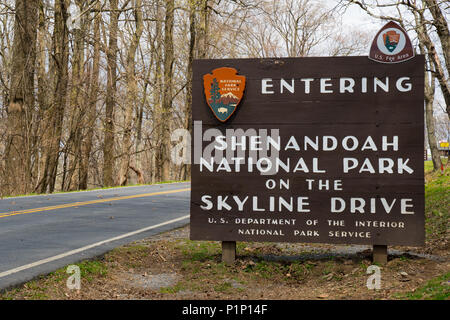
[0,215,190,279]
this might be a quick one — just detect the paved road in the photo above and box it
[0,182,190,290]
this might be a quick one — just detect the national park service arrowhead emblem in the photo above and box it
[203,67,246,122]
[369,21,414,63]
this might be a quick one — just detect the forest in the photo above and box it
[0,0,448,197]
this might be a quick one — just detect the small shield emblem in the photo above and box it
[369,21,414,63]
[383,30,400,52]
[203,67,246,122]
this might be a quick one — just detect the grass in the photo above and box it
[178,240,221,261]
[2,180,189,199]
[47,260,109,284]
[396,272,450,300]
[0,260,109,300]
[214,281,234,293]
[424,158,448,174]
[424,162,449,242]
[176,240,316,281]
[111,244,150,257]
[159,283,187,294]
[77,260,108,282]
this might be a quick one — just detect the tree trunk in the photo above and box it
[415,11,442,171]
[6,0,39,195]
[424,0,449,77]
[65,0,86,191]
[181,0,197,181]
[153,0,163,182]
[197,0,209,59]
[36,1,49,191]
[159,0,174,182]
[425,68,442,171]
[416,9,450,116]
[103,0,119,187]
[80,2,101,190]
[118,0,144,186]
[40,0,69,193]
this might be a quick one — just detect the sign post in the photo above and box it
[373,245,388,264]
[222,241,236,265]
[190,28,425,264]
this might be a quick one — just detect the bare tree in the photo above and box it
[39,0,70,193]
[118,0,144,185]
[6,0,39,195]
[158,0,174,181]
[80,1,102,190]
[103,0,119,187]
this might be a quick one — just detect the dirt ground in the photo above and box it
[2,225,448,300]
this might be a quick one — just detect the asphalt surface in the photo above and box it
[0,182,190,290]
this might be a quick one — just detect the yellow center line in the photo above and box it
[0,188,191,219]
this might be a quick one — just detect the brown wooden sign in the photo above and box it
[190,56,425,246]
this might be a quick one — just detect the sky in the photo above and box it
[329,0,382,30]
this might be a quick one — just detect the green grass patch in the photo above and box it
[111,245,149,258]
[177,240,221,261]
[425,161,433,174]
[46,268,69,284]
[0,259,108,299]
[77,260,108,282]
[396,272,450,300]
[243,259,314,282]
[214,281,234,292]
[425,159,448,174]
[0,280,49,300]
[159,282,187,294]
[425,165,449,241]
[24,282,49,300]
